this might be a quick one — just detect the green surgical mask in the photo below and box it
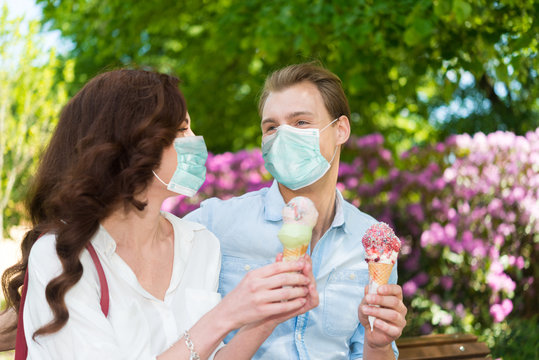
[262,119,338,190]
[153,136,208,197]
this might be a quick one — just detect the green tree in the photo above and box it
[37,0,539,153]
[0,6,73,235]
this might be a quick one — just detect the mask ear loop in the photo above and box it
[152,170,169,186]
[321,117,340,165]
[328,145,339,165]
[320,117,340,132]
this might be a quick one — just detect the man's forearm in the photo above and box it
[363,342,396,360]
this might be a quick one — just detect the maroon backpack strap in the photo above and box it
[14,241,109,359]
[14,270,29,360]
[86,242,110,317]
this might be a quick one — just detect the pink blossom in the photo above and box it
[516,256,525,270]
[493,234,504,246]
[402,281,417,297]
[430,294,442,305]
[455,303,465,318]
[490,299,513,322]
[435,143,445,152]
[380,149,392,162]
[490,303,505,322]
[458,201,470,214]
[440,313,453,326]
[414,272,429,287]
[490,261,504,274]
[488,247,499,260]
[407,203,424,222]
[444,223,457,239]
[403,250,420,271]
[440,276,453,290]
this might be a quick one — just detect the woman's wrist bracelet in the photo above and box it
[183,330,200,360]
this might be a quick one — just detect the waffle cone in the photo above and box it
[368,262,393,285]
[282,244,309,261]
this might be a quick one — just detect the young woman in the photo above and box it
[1,69,318,359]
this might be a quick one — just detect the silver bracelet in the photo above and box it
[183,330,200,360]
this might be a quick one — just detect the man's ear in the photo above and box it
[336,115,351,146]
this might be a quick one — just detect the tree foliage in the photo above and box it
[0,6,73,235]
[37,0,539,153]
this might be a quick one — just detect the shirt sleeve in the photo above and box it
[24,235,134,360]
[187,228,225,359]
[349,261,400,359]
[184,207,204,224]
[184,198,221,232]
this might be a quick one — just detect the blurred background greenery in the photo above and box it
[1,0,538,359]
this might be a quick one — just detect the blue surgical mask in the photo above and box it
[262,119,338,190]
[153,136,208,197]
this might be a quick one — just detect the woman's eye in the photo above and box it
[178,128,188,132]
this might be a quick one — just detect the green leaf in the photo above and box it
[453,0,472,24]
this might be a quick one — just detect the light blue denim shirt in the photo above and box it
[185,181,399,359]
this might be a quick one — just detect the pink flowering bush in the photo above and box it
[164,129,538,342]
[339,129,538,340]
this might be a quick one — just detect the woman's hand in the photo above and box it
[217,258,314,331]
[358,284,407,352]
[261,254,319,325]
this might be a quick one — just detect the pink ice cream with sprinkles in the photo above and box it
[362,222,401,264]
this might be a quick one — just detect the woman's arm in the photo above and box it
[0,309,17,352]
[214,255,319,360]
[157,259,315,360]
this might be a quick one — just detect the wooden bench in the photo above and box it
[396,333,491,359]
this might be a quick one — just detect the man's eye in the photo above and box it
[296,120,309,126]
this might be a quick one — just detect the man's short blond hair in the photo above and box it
[258,62,351,120]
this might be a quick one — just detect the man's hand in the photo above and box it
[276,254,319,320]
[358,284,407,351]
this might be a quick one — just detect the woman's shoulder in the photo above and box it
[27,232,99,286]
[27,233,61,277]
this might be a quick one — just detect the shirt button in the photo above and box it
[244,264,251,271]
[349,274,356,280]
[297,333,302,341]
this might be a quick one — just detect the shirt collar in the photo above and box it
[264,180,348,233]
[264,180,287,221]
[333,189,348,233]
[92,224,117,257]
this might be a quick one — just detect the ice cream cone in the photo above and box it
[282,244,309,261]
[367,262,394,331]
[362,222,401,332]
[368,262,393,285]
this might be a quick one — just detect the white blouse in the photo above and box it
[24,212,223,359]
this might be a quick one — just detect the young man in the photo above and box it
[186,63,407,359]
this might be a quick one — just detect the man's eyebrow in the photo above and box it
[286,111,314,119]
[262,111,315,125]
[261,118,277,126]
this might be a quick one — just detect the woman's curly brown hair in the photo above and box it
[1,69,187,338]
